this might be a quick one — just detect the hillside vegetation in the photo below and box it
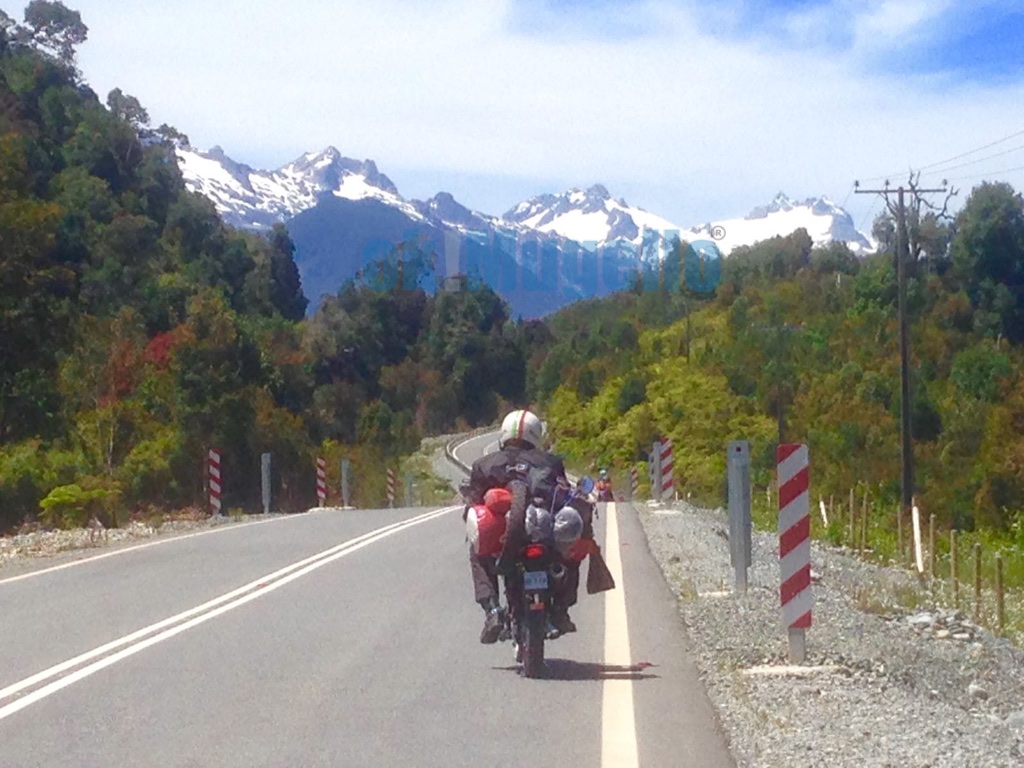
[0,2,526,531]
[532,188,1024,549]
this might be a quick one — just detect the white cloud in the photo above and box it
[68,0,1024,225]
[853,0,952,43]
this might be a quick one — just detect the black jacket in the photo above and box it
[465,446,568,508]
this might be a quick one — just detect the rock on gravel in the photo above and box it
[634,500,1024,768]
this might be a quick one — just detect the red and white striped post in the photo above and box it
[660,438,674,502]
[778,443,811,663]
[208,448,222,516]
[386,467,395,507]
[316,457,327,507]
[629,466,639,501]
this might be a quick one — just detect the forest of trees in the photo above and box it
[532,181,1024,544]
[6,1,1024,552]
[0,2,530,532]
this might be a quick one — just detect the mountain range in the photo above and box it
[175,145,876,317]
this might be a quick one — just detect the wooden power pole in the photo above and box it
[854,179,948,535]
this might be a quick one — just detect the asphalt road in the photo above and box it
[0,435,734,767]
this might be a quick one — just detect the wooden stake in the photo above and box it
[996,554,1005,635]
[950,530,959,610]
[848,488,854,547]
[973,542,982,624]
[897,506,903,562]
[928,514,935,579]
[860,489,869,554]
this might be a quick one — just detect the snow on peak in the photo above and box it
[175,145,415,230]
[501,184,683,246]
[175,144,876,258]
[686,193,874,255]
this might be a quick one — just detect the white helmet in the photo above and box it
[499,409,545,450]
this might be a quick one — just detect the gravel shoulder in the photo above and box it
[635,499,1024,768]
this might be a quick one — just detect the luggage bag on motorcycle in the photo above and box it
[466,487,513,557]
[466,504,505,557]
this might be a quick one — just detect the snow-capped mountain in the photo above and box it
[684,192,875,255]
[174,145,876,317]
[502,184,684,247]
[176,145,874,255]
[176,145,425,231]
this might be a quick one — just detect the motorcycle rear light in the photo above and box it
[524,543,545,559]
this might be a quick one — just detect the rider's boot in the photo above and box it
[549,606,577,636]
[479,597,504,644]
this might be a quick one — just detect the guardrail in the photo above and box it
[444,426,498,475]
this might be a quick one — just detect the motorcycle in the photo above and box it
[503,475,594,679]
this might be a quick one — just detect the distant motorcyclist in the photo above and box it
[595,469,614,501]
[462,409,592,643]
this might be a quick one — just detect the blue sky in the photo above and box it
[15,0,1024,230]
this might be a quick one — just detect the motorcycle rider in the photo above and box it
[463,409,592,643]
[595,469,613,501]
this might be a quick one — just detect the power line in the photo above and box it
[858,127,1024,183]
[914,130,1024,172]
[915,143,1024,178]
[939,162,1024,184]
[839,183,855,210]
[857,194,880,231]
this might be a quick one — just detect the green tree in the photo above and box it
[266,224,307,320]
[105,87,148,129]
[951,344,1013,402]
[18,1,87,68]
[950,182,1024,342]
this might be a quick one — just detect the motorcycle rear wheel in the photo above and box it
[521,610,547,678]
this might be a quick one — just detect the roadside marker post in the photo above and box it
[727,440,752,593]
[316,457,327,507]
[659,438,674,502]
[778,443,812,663]
[261,453,271,515]
[208,449,222,516]
[341,459,351,508]
[650,443,662,502]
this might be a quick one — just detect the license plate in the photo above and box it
[523,570,548,590]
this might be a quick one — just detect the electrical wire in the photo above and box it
[856,194,882,233]
[839,183,855,210]
[914,144,1024,178]
[941,162,1024,184]
[857,127,1024,184]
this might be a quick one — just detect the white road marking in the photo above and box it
[601,501,640,768]
[0,506,458,722]
[0,513,305,587]
[452,433,499,468]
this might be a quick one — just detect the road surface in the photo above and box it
[0,434,734,767]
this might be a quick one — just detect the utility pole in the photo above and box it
[854,178,948,536]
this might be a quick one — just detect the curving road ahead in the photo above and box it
[0,434,733,767]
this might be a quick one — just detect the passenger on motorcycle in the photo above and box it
[595,469,614,501]
[463,409,593,644]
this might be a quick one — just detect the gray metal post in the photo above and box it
[652,442,662,502]
[727,440,752,592]
[261,453,271,515]
[340,458,351,508]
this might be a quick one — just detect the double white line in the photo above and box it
[0,506,456,722]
